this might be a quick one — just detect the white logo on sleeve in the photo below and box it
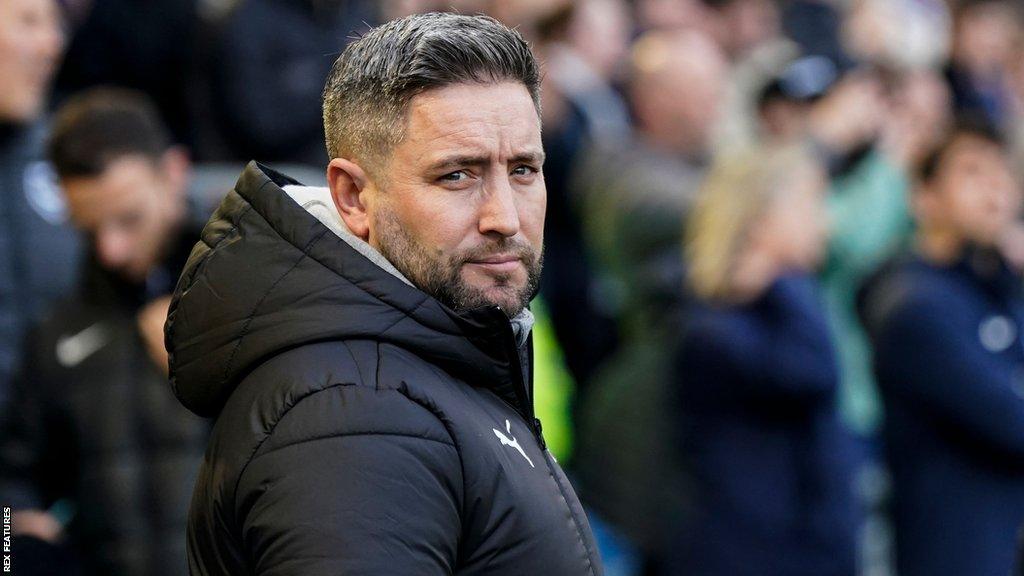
[493,419,534,468]
[56,323,109,368]
[979,314,1015,353]
[24,161,69,224]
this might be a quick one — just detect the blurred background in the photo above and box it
[4,0,1024,575]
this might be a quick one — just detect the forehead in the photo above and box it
[931,134,1010,182]
[0,0,57,23]
[399,81,542,163]
[944,134,1006,164]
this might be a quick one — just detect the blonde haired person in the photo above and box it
[668,144,859,576]
[687,144,827,303]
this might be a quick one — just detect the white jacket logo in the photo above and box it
[56,322,109,368]
[493,419,534,468]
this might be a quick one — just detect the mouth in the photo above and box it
[465,253,523,274]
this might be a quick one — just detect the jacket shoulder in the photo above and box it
[203,339,457,505]
[216,339,456,458]
[189,339,464,574]
[861,262,962,336]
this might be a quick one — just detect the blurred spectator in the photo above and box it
[0,89,208,576]
[764,61,949,574]
[575,27,727,246]
[745,50,948,574]
[541,0,632,142]
[627,30,727,163]
[672,144,858,576]
[842,0,951,71]
[0,0,81,409]
[208,0,378,164]
[701,0,781,61]
[859,119,1024,576]
[743,44,951,439]
[528,0,633,405]
[575,27,725,325]
[572,29,727,567]
[712,3,794,152]
[756,54,839,143]
[815,67,952,435]
[946,0,1022,130]
[52,0,199,146]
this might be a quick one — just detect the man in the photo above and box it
[0,0,81,405]
[571,29,727,560]
[1,88,208,576]
[167,12,603,575]
[574,29,728,282]
[859,119,1024,576]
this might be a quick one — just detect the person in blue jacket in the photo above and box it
[0,0,82,414]
[859,118,1024,576]
[671,144,859,576]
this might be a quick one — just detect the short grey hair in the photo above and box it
[322,12,542,172]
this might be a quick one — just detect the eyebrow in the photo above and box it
[427,151,546,172]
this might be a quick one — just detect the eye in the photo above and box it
[511,165,538,177]
[439,170,469,182]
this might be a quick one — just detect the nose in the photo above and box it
[478,175,520,238]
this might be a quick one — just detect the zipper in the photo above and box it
[533,416,546,450]
[495,305,546,449]
[494,314,597,574]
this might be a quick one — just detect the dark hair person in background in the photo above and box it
[166,13,603,575]
[859,118,1024,576]
[0,0,81,409]
[0,88,208,576]
[671,144,858,576]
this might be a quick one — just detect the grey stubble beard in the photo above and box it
[373,205,543,317]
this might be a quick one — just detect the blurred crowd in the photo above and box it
[3,0,1024,575]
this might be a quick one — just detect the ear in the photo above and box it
[159,146,191,201]
[327,158,372,241]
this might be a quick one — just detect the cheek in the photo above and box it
[138,208,169,248]
[951,188,986,222]
[519,187,547,245]
[391,193,474,253]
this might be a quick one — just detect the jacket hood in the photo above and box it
[167,162,529,418]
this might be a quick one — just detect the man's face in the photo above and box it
[924,135,1022,247]
[63,156,184,283]
[631,32,727,156]
[365,81,546,317]
[0,0,64,123]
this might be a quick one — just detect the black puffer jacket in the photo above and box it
[167,163,603,575]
